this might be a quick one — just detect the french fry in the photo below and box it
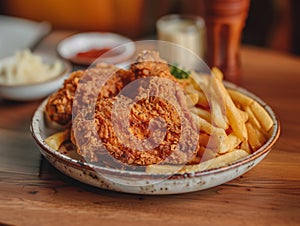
[185,84,199,94]
[238,109,249,123]
[191,113,227,153]
[210,74,248,141]
[228,89,254,107]
[210,93,228,129]
[246,122,267,152]
[184,83,201,93]
[200,147,218,162]
[186,93,199,106]
[206,131,227,152]
[190,72,211,108]
[211,67,223,81]
[190,72,207,87]
[180,149,249,173]
[191,113,226,137]
[196,91,210,108]
[250,101,274,132]
[191,107,211,122]
[176,77,193,88]
[146,149,249,174]
[186,83,210,108]
[145,164,181,174]
[45,129,70,150]
[219,133,241,154]
[240,140,252,154]
[191,71,228,129]
[245,106,262,130]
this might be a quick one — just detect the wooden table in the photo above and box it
[0,31,299,226]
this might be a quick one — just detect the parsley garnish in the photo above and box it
[169,64,190,79]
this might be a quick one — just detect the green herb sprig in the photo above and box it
[169,64,190,79]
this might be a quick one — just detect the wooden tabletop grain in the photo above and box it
[0,31,299,226]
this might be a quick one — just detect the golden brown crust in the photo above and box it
[130,50,177,82]
[47,50,199,166]
[45,70,83,126]
[72,76,198,166]
[45,63,135,126]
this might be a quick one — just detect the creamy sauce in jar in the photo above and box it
[157,15,205,59]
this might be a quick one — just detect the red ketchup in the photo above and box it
[70,47,115,65]
[75,48,111,59]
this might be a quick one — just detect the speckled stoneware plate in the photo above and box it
[30,82,280,195]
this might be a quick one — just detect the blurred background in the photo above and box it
[1,0,299,55]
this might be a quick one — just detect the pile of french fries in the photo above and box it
[146,67,274,174]
[45,67,274,174]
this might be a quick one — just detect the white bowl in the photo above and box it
[0,15,51,59]
[57,32,135,66]
[0,54,71,101]
[30,82,280,195]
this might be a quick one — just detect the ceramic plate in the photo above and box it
[30,82,280,195]
[57,32,135,66]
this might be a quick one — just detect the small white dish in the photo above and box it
[0,15,51,59]
[30,82,280,194]
[57,32,135,66]
[0,54,71,101]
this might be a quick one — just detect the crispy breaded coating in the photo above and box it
[45,70,83,126]
[46,51,173,126]
[72,76,199,165]
[49,50,200,166]
[131,50,177,81]
[45,63,135,126]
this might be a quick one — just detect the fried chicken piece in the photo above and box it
[46,51,174,126]
[50,50,199,166]
[45,70,83,126]
[45,63,135,126]
[72,76,199,166]
[71,50,199,166]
